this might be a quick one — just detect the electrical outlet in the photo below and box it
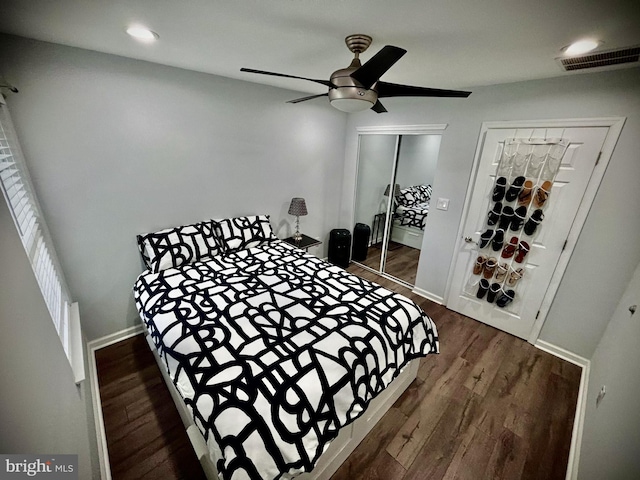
[596,385,606,408]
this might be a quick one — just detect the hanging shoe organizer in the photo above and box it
[465,137,569,310]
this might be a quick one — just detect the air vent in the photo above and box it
[557,46,640,71]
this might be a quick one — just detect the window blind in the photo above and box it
[0,96,76,367]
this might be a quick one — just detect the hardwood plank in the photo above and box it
[463,332,515,398]
[458,322,499,365]
[473,341,547,441]
[353,244,420,286]
[503,353,554,442]
[483,428,528,480]
[330,407,407,479]
[520,373,578,480]
[401,387,484,480]
[395,346,473,418]
[96,336,206,480]
[141,443,208,480]
[112,424,193,479]
[393,311,477,417]
[100,372,164,408]
[107,397,180,444]
[99,363,165,402]
[550,356,582,384]
[386,391,451,469]
[442,426,495,480]
[96,335,156,385]
[359,451,406,480]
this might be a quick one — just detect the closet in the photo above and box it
[352,126,444,286]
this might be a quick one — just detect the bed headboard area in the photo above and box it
[136,215,275,273]
[396,184,432,207]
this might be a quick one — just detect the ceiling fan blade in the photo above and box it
[241,68,335,88]
[371,100,388,113]
[350,45,407,89]
[287,93,329,104]
[376,81,471,98]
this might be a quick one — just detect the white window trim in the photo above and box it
[0,95,85,384]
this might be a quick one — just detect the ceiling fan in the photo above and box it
[241,34,471,113]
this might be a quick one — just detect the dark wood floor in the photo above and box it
[359,243,421,285]
[95,337,207,480]
[96,264,581,480]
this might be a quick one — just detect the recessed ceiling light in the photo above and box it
[562,39,601,56]
[126,25,159,42]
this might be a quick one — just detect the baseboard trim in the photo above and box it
[411,286,444,305]
[86,323,145,480]
[87,341,112,480]
[534,339,589,368]
[87,324,144,352]
[534,340,590,480]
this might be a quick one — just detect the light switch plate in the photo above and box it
[436,198,450,211]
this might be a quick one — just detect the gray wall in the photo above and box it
[2,32,640,360]
[0,34,347,340]
[579,259,640,479]
[341,67,640,359]
[0,198,96,478]
[395,134,440,190]
[353,135,397,230]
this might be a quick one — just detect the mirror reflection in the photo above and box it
[353,134,441,286]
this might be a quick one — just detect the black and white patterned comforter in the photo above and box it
[134,240,439,480]
[396,202,430,229]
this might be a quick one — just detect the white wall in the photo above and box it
[0,198,96,478]
[0,34,347,340]
[579,259,640,479]
[341,67,640,359]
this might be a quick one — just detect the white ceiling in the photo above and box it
[1,0,639,96]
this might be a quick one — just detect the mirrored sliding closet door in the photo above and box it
[353,128,443,286]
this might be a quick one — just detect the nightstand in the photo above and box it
[282,233,322,251]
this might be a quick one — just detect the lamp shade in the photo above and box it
[383,184,401,197]
[288,197,308,216]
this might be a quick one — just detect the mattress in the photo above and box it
[134,240,438,480]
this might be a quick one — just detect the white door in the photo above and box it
[447,125,609,340]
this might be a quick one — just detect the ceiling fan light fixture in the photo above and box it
[330,98,374,113]
[241,33,471,114]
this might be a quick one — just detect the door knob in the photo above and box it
[464,236,475,244]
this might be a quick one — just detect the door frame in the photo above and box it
[352,124,448,286]
[444,117,625,344]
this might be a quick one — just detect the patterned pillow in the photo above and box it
[415,184,433,203]
[137,220,222,273]
[396,187,420,207]
[214,215,276,252]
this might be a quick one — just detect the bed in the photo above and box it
[391,185,431,249]
[395,202,430,229]
[133,215,439,480]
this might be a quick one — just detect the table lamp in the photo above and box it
[288,197,308,242]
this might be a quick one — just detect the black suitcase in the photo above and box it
[352,223,370,261]
[328,229,351,268]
